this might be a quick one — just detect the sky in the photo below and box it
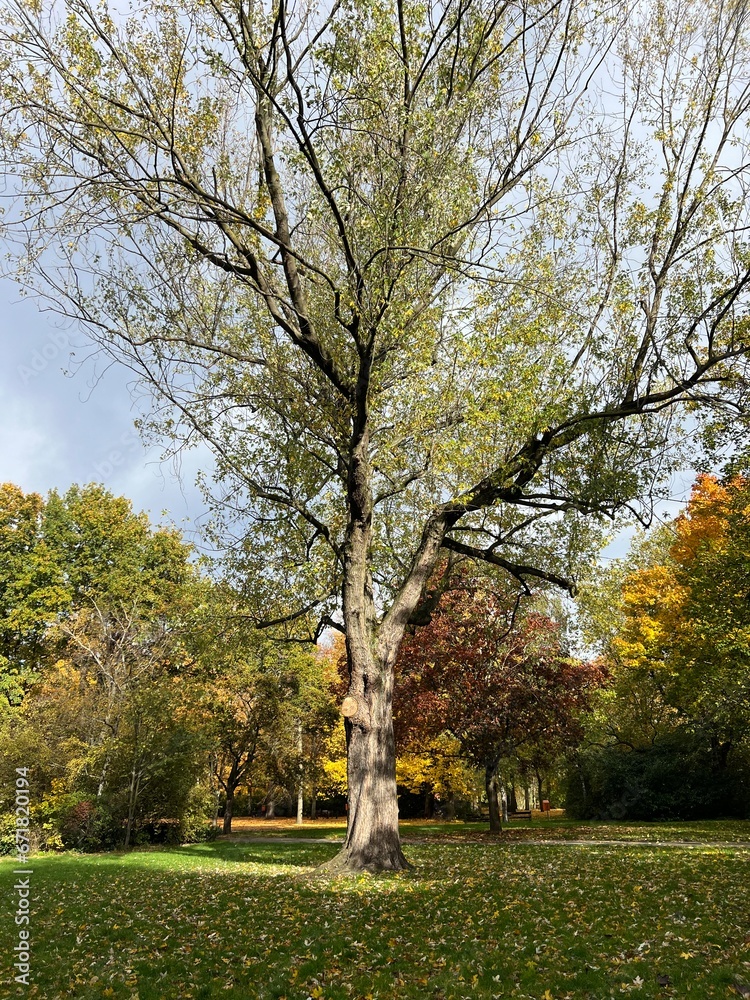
[0,274,212,544]
[1,271,697,563]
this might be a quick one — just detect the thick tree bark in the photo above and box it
[324,650,409,872]
[485,765,502,834]
[321,415,411,873]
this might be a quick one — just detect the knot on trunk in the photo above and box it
[341,694,370,728]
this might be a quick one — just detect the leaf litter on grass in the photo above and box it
[0,833,747,1000]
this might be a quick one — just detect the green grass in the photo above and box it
[1,825,748,999]
[399,818,750,843]
[228,817,750,843]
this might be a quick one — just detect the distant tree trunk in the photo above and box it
[579,767,587,810]
[710,736,732,771]
[445,790,456,821]
[310,786,317,820]
[423,787,434,819]
[209,754,220,829]
[508,784,518,813]
[123,715,142,848]
[124,766,142,849]
[485,765,502,833]
[97,751,112,800]
[223,762,241,834]
[536,772,544,810]
[500,782,509,823]
[223,792,234,834]
[296,721,304,825]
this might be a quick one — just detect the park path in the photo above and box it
[226,835,750,850]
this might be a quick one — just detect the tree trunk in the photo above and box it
[310,787,317,821]
[321,421,410,873]
[223,789,235,834]
[500,783,509,824]
[485,765,502,833]
[97,751,112,800]
[124,715,142,849]
[209,754,220,829]
[445,790,456,821]
[124,766,141,849]
[321,418,449,872]
[536,771,544,811]
[223,761,240,834]
[508,784,518,813]
[323,684,408,872]
[423,787,434,819]
[296,720,304,825]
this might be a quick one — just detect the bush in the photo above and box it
[564,729,749,820]
[37,790,121,851]
[0,811,43,855]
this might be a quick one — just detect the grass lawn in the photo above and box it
[225,817,750,844]
[1,823,748,1000]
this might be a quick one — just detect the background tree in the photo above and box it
[570,474,750,819]
[3,0,750,869]
[396,578,606,831]
[0,484,68,705]
[396,733,481,820]
[205,644,302,833]
[0,483,211,848]
[289,648,340,822]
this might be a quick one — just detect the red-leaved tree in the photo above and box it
[395,580,606,831]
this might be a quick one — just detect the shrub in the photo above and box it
[564,729,749,820]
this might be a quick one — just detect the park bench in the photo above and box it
[507,810,532,821]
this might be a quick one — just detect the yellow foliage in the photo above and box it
[396,733,479,798]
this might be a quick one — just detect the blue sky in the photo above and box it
[0,275,210,542]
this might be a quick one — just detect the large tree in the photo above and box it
[2,0,750,869]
